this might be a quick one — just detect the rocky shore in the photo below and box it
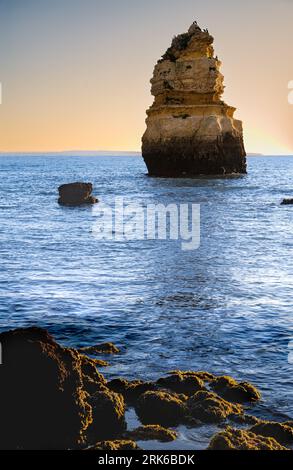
[142,22,246,177]
[0,327,291,450]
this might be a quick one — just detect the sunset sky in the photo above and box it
[0,0,292,154]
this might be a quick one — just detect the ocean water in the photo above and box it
[0,154,292,449]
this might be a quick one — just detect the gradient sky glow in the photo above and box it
[0,0,292,154]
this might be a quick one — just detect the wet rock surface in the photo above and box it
[78,342,120,355]
[142,21,246,177]
[58,182,98,206]
[187,390,243,423]
[157,371,205,395]
[0,327,291,450]
[125,425,177,442]
[207,426,288,450]
[135,390,187,426]
[249,421,293,445]
[210,375,261,403]
[87,440,139,450]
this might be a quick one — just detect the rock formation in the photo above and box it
[142,21,246,176]
[58,182,98,206]
[0,328,290,451]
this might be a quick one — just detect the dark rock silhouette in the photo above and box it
[58,182,98,206]
[281,198,293,205]
[0,327,125,449]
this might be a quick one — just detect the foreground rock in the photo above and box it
[157,371,205,395]
[108,378,157,403]
[142,21,246,177]
[208,426,288,450]
[0,329,290,451]
[135,391,187,426]
[0,327,124,449]
[125,425,177,442]
[87,440,139,450]
[210,375,261,403]
[249,421,293,445]
[58,182,98,206]
[187,391,243,423]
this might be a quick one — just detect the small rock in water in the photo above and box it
[281,198,293,205]
[58,182,98,206]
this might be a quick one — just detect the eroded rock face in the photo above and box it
[58,182,98,206]
[142,21,246,176]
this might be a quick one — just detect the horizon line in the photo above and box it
[0,150,292,157]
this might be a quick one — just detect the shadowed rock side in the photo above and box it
[142,21,246,176]
[0,328,291,451]
[0,328,124,450]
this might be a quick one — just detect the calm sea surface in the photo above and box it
[0,155,292,449]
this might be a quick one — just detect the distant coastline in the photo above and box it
[0,151,292,157]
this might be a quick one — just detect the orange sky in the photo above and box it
[0,0,292,154]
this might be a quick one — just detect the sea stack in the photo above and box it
[142,22,246,177]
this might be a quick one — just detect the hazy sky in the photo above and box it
[0,0,292,154]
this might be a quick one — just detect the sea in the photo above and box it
[0,154,292,449]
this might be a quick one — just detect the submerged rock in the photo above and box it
[249,421,293,445]
[210,375,261,403]
[187,390,243,423]
[125,425,177,442]
[58,182,98,206]
[87,440,139,450]
[142,21,246,177]
[135,390,186,426]
[78,342,120,355]
[208,426,288,450]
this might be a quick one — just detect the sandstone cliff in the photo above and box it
[142,22,246,176]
